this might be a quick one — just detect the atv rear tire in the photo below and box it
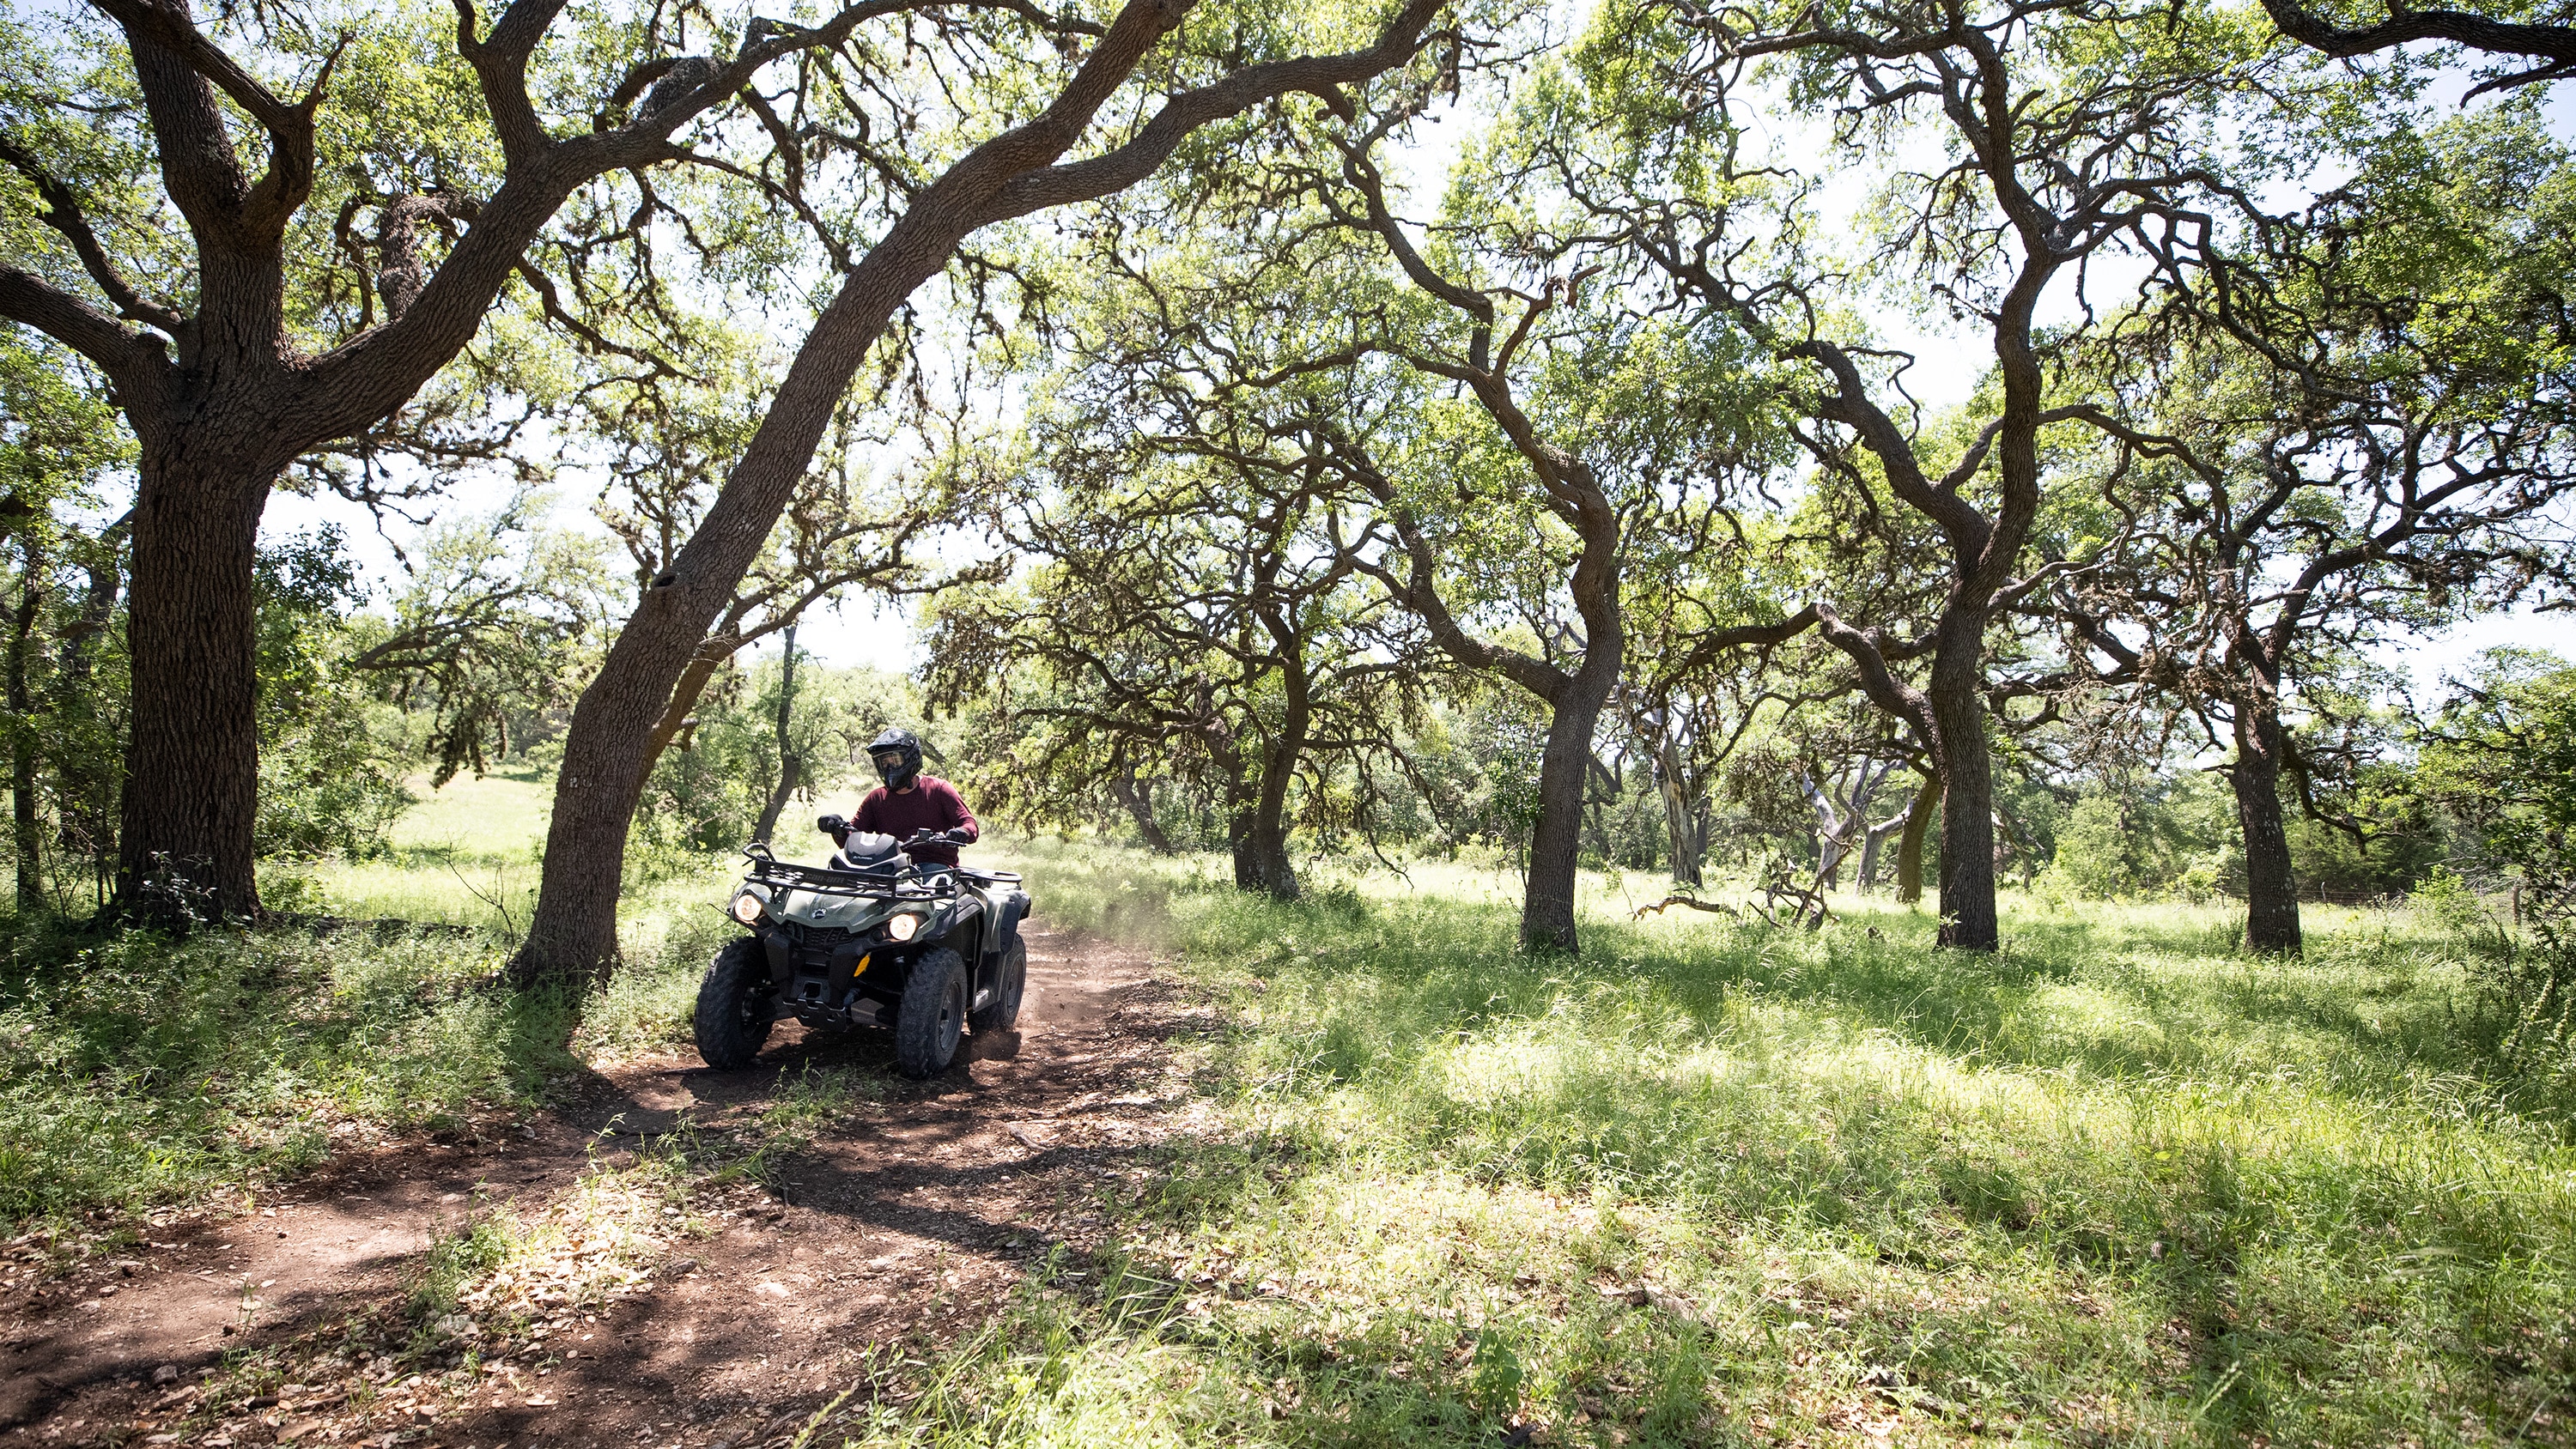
[894,948,968,1078]
[970,935,1027,1033]
[694,937,775,1070]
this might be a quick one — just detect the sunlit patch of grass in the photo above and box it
[386,764,556,858]
[815,846,2576,1448]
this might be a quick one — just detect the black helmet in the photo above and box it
[868,726,923,791]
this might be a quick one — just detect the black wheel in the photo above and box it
[693,937,775,1070]
[894,948,968,1078]
[970,936,1027,1033]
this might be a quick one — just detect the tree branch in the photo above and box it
[0,138,185,333]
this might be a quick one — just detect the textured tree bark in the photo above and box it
[1895,772,1936,905]
[117,452,269,920]
[9,537,41,911]
[1653,745,1703,887]
[2231,700,2304,954]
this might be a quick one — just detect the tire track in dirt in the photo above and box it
[4,928,1200,1448]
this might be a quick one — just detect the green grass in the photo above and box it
[4,762,750,1240]
[0,919,579,1231]
[19,813,2573,1444]
[839,844,2576,1448]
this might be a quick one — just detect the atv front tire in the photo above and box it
[970,935,1027,1033]
[894,948,968,1078]
[693,937,775,1070]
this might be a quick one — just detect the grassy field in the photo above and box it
[854,847,2575,1447]
[9,792,2573,1444]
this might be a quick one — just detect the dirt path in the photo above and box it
[4,928,1201,1447]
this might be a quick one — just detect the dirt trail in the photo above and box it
[4,928,1199,1447]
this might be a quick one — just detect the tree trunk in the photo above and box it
[115,454,269,922]
[1859,783,1913,894]
[1895,772,1936,904]
[1523,652,1619,955]
[2231,698,2303,954]
[1230,663,1307,900]
[1927,619,1999,949]
[9,537,42,912]
[752,624,800,845]
[1652,743,1703,887]
[1109,759,1175,853]
[1236,817,1299,900]
[1236,755,1302,902]
[1807,772,1851,888]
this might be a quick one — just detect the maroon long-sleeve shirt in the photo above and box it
[852,776,979,866]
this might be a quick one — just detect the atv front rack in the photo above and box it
[739,843,1024,901]
[740,850,950,902]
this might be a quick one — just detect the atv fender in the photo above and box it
[986,889,1030,970]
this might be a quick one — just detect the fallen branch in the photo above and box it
[1632,894,1745,921]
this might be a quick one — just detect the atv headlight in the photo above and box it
[884,912,920,942]
[730,888,769,925]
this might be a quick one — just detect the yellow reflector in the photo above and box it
[853,953,871,978]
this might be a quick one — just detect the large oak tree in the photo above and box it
[0,0,960,918]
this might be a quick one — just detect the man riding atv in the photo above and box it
[839,727,977,866]
[691,725,1029,1077]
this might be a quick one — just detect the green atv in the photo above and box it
[694,818,1030,1077]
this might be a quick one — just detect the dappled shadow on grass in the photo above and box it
[0,913,585,1229]
[1132,882,2576,1443]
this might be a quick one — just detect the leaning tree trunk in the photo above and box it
[1927,619,1998,949]
[1895,771,1937,905]
[1523,651,1620,955]
[1109,759,1176,853]
[512,216,973,985]
[116,454,270,922]
[2230,695,2303,955]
